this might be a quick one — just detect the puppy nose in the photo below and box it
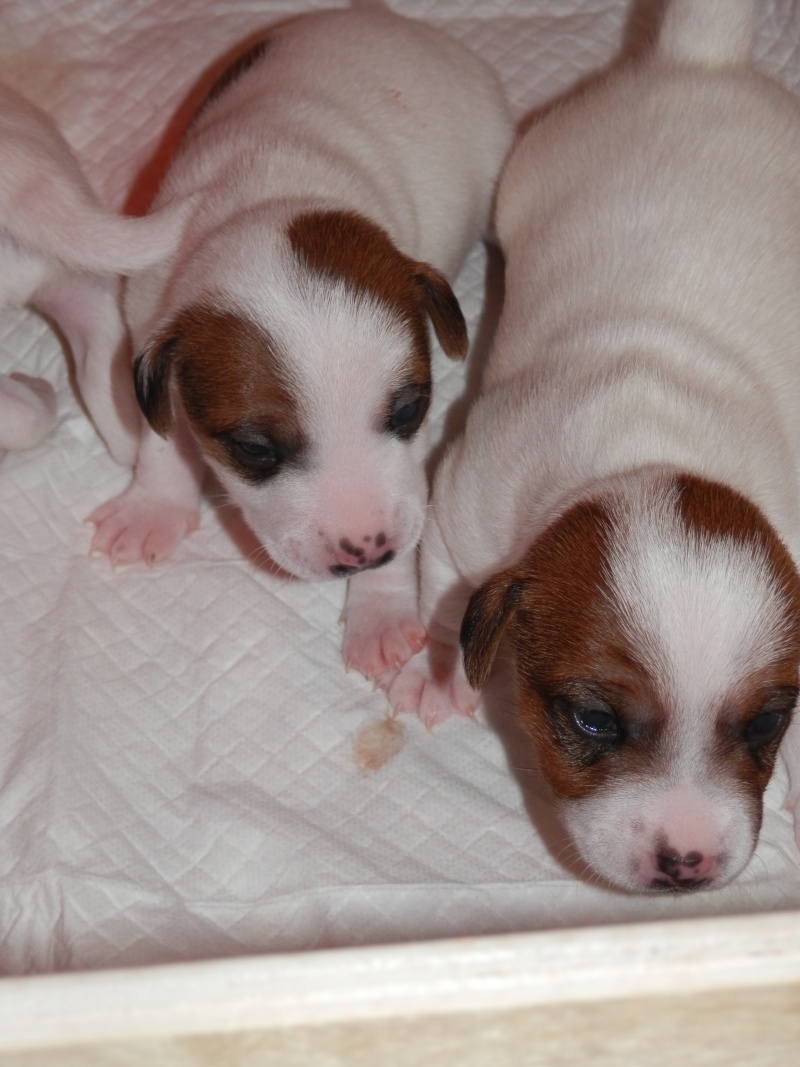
[651,846,713,891]
[329,533,395,576]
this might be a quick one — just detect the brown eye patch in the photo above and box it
[472,474,800,808]
[471,497,671,801]
[136,303,307,478]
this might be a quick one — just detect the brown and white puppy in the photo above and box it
[0,82,186,459]
[386,0,800,892]
[88,6,513,681]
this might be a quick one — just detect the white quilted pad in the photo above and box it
[2,0,800,976]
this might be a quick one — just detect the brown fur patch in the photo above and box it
[674,473,800,796]
[463,497,668,801]
[135,304,305,476]
[287,209,468,377]
[461,474,800,806]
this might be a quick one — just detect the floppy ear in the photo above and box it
[414,263,468,360]
[133,326,180,437]
[460,570,522,689]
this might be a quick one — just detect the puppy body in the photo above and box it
[388,0,800,891]
[90,8,513,679]
[0,83,187,458]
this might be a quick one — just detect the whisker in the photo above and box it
[206,490,234,507]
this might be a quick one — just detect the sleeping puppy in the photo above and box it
[387,0,800,892]
[88,6,513,681]
[0,82,187,459]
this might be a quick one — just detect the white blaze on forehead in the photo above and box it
[225,256,415,441]
[606,481,792,721]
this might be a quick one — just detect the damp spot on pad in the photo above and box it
[353,716,405,772]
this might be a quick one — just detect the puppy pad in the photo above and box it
[2,0,800,976]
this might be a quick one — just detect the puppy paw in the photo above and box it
[343,615,427,684]
[88,487,199,566]
[387,639,480,729]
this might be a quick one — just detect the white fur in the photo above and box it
[89,7,512,681]
[0,82,187,460]
[567,779,754,892]
[607,478,792,724]
[572,476,793,891]
[207,248,426,580]
[387,0,800,889]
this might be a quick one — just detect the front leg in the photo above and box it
[35,274,140,467]
[341,548,426,688]
[88,415,204,565]
[386,513,480,728]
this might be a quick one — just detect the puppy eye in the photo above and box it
[386,391,429,440]
[229,434,280,471]
[746,703,793,749]
[746,710,784,747]
[743,686,798,751]
[571,702,620,741]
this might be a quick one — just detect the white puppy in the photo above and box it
[387,0,800,893]
[89,7,512,680]
[0,82,187,459]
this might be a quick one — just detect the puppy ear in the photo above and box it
[460,571,522,689]
[133,327,180,437]
[414,264,468,360]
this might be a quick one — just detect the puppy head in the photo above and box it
[134,209,467,579]
[461,472,800,892]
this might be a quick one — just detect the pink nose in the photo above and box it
[329,532,395,576]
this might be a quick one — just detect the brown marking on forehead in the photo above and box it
[673,474,800,799]
[714,673,798,813]
[674,472,800,616]
[463,497,668,801]
[140,303,305,474]
[287,209,468,386]
[462,474,800,806]
[509,500,671,800]
[288,209,430,393]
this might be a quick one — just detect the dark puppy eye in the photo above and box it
[745,689,796,750]
[746,710,785,747]
[229,433,280,473]
[571,701,621,741]
[386,390,429,440]
[745,687,797,751]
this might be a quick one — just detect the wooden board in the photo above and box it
[2,911,799,1065]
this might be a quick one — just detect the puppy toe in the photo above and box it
[88,490,198,566]
[343,616,427,681]
[382,620,428,671]
[387,658,428,717]
[140,510,199,565]
[387,641,480,727]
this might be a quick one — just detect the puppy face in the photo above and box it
[134,210,467,579]
[461,473,800,892]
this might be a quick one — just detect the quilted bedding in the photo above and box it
[2,0,800,976]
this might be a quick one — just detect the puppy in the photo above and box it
[0,82,187,458]
[387,0,800,893]
[88,7,513,681]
